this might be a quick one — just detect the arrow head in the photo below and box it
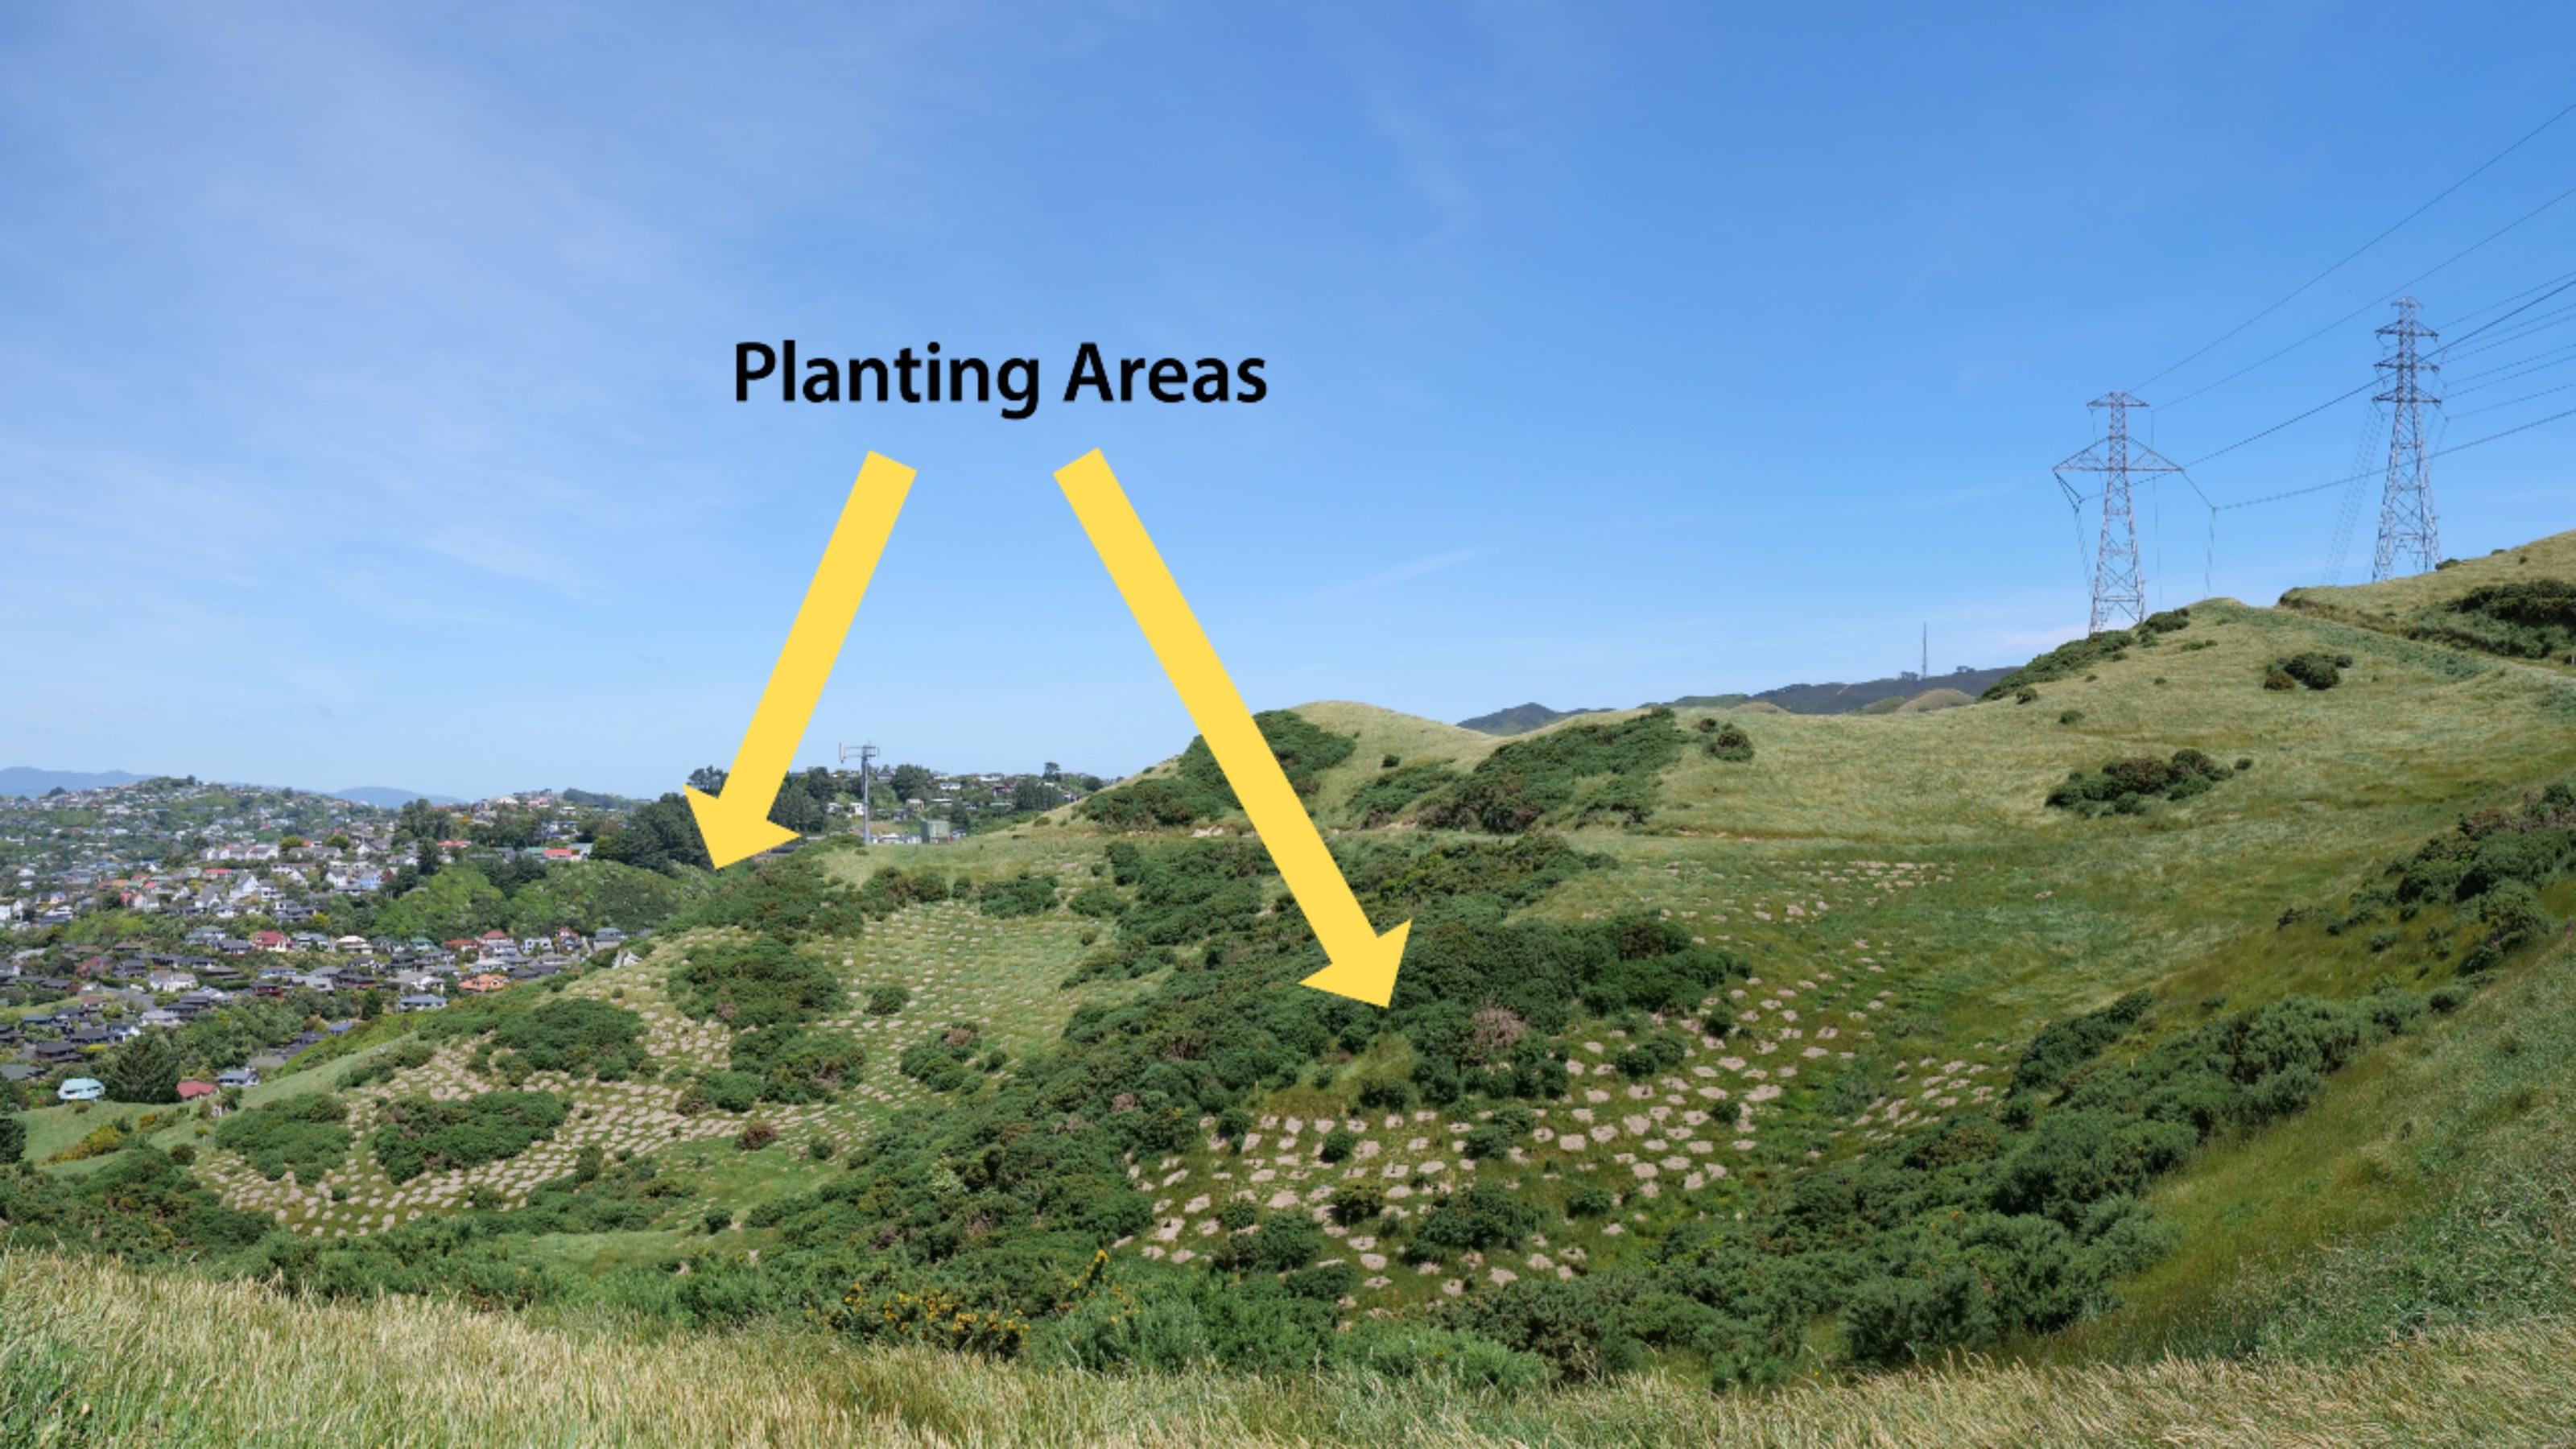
[1298,919,1410,1009]
[684,786,799,870]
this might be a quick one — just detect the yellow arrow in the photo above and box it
[1054,450,1410,1006]
[687,451,916,869]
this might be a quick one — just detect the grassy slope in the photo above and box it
[2280,524,2576,673]
[14,571,2576,1422]
[8,1249,2576,1448]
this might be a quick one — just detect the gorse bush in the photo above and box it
[976,873,1059,919]
[668,937,844,1029]
[489,998,648,1080]
[666,846,868,942]
[1984,610,2188,699]
[1345,762,1461,827]
[1081,710,1354,829]
[728,1024,865,1104]
[2268,651,2349,690]
[212,1095,351,1182]
[370,1091,568,1184]
[1696,718,1754,762]
[857,867,951,917]
[1416,710,1688,833]
[340,1040,435,1090]
[2046,749,2235,815]
[2008,991,2153,1096]
[2406,578,2576,661]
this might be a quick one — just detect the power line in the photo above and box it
[2159,180,2576,411]
[2205,401,2576,512]
[2450,376,2576,418]
[2136,98,2576,393]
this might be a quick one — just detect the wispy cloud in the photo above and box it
[1311,549,1481,600]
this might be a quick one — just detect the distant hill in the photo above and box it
[1455,702,1610,734]
[0,766,145,796]
[1458,668,2013,734]
[324,786,464,808]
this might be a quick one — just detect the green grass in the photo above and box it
[8,1249,2576,1447]
[19,552,2576,1426]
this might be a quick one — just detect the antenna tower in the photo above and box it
[839,742,880,840]
[2054,392,2181,632]
[2371,296,2442,580]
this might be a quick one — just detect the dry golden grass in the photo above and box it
[6,1250,2576,1448]
[2283,523,2576,625]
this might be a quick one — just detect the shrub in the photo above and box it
[1415,710,1687,832]
[669,937,845,1029]
[489,998,647,1080]
[1337,1323,1546,1393]
[1697,719,1754,762]
[665,849,867,941]
[977,873,1059,919]
[2273,652,2343,690]
[856,867,949,917]
[1084,710,1355,828]
[1067,884,1125,919]
[898,1023,985,1092]
[2477,880,2554,949]
[1250,1214,1323,1272]
[341,1040,436,1089]
[1318,1126,1359,1162]
[865,982,910,1016]
[1416,1184,1542,1253]
[1217,1197,1260,1231]
[1346,763,1462,826]
[213,1094,352,1181]
[2046,751,2232,813]
[1330,1182,1386,1225]
[369,1090,568,1183]
[2058,709,2085,725]
[728,1024,865,1104]
[0,1116,26,1166]
[735,1119,778,1151]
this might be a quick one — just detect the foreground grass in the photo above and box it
[6,1253,2576,1447]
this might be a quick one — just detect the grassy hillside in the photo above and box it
[2282,525,2576,671]
[9,541,2576,1434]
[7,1251,2576,1447]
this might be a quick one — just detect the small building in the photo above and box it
[215,1067,260,1089]
[396,993,447,1013]
[457,972,509,994]
[56,1076,105,1102]
[176,1080,217,1101]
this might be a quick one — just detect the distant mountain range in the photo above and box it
[324,786,466,808]
[0,766,147,796]
[0,767,461,807]
[1458,665,2017,734]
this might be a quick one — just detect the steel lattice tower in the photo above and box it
[2372,296,2442,580]
[2055,391,2181,633]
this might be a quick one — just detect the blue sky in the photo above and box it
[5,3,2574,798]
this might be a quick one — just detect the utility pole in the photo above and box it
[2055,392,2181,633]
[1921,623,1927,679]
[2372,296,2442,580]
[838,742,879,840]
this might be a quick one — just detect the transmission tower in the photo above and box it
[2371,296,2442,580]
[2054,392,2181,633]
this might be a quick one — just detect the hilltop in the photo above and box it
[5,535,2576,1437]
[2281,524,2576,672]
[1459,666,2015,734]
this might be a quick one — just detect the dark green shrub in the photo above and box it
[977,873,1059,919]
[1416,710,1687,832]
[1319,1126,1359,1162]
[856,867,949,917]
[490,998,647,1080]
[1217,1197,1260,1231]
[728,1025,865,1104]
[2274,652,2343,690]
[2046,752,2231,813]
[669,937,844,1029]
[666,848,867,941]
[213,1094,352,1181]
[1067,884,1125,919]
[1697,719,1755,762]
[898,1024,985,1092]
[369,1091,567,1183]
[1346,763,1462,826]
[866,982,910,1016]
[0,1114,28,1167]
[1356,1079,1413,1112]
[1463,1122,1513,1162]
[1250,1214,1322,1272]
[1416,1184,1542,1253]
[1330,1182,1385,1226]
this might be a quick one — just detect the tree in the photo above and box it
[1012,777,1058,813]
[687,765,730,794]
[1043,762,1061,780]
[890,764,937,803]
[108,1030,183,1104]
[0,1115,22,1167]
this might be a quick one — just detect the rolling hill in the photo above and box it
[8,536,2576,1441]
[1460,667,2017,734]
